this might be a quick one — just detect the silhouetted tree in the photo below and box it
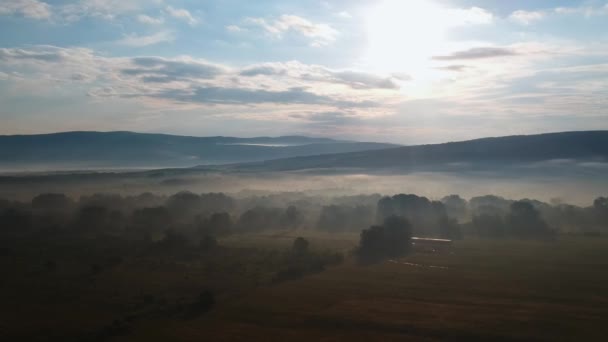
[317,205,374,232]
[166,191,202,221]
[292,237,309,256]
[132,207,172,230]
[472,213,505,237]
[506,201,554,239]
[441,194,468,222]
[439,216,463,240]
[236,207,284,232]
[282,205,302,228]
[376,194,448,237]
[199,235,218,251]
[199,212,232,236]
[158,228,188,249]
[32,193,73,212]
[357,215,412,263]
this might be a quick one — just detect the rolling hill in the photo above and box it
[0,131,397,171]
[221,131,608,172]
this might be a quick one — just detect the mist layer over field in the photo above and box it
[1,163,607,206]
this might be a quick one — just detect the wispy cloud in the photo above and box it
[244,15,338,47]
[509,10,545,25]
[165,6,198,26]
[116,31,175,47]
[436,65,470,72]
[137,14,164,25]
[238,61,404,90]
[122,56,227,81]
[226,25,244,33]
[60,0,148,21]
[0,0,51,19]
[433,47,517,60]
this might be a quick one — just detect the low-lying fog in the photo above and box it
[1,163,607,206]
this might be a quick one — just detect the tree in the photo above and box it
[593,197,608,226]
[292,237,309,255]
[32,193,73,212]
[376,194,449,237]
[441,195,468,221]
[199,212,232,236]
[282,206,302,228]
[506,201,553,239]
[382,215,412,257]
[357,215,412,263]
[472,213,505,237]
[199,235,218,251]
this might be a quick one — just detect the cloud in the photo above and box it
[509,10,545,25]
[0,47,67,62]
[116,31,174,47]
[239,61,402,90]
[137,14,164,25]
[165,6,198,26]
[245,15,338,47]
[157,86,377,108]
[226,25,244,33]
[61,0,150,21]
[122,56,227,82]
[0,0,51,19]
[433,47,517,60]
[504,4,608,26]
[554,4,608,17]
[449,6,494,25]
[291,111,358,124]
[325,71,400,90]
[336,11,352,19]
[436,65,470,72]
[239,64,287,77]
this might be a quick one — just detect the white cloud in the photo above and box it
[0,0,51,19]
[165,6,198,26]
[336,11,352,19]
[509,10,545,25]
[60,0,159,21]
[226,25,244,33]
[554,4,608,17]
[0,45,392,113]
[245,15,338,47]
[116,31,175,47]
[137,14,164,25]
[449,6,494,25]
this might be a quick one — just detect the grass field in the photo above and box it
[2,233,608,341]
[115,235,608,341]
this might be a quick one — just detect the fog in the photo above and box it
[1,165,607,206]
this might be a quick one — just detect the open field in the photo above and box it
[2,230,608,341]
[122,236,608,341]
[2,233,598,341]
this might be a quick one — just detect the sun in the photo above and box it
[364,0,449,77]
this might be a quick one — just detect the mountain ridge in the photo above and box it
[0,131,397,171]
[216,130,608,172]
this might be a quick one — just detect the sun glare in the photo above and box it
[365,0,450,78]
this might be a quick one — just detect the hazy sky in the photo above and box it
[1,0,607,143]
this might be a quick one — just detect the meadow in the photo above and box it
[131,235,608,341]
[3,230,606,341]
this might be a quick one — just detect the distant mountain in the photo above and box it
[0,131,397,171]
[224,131,608,172]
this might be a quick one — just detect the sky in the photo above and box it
[0,0,607,144]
